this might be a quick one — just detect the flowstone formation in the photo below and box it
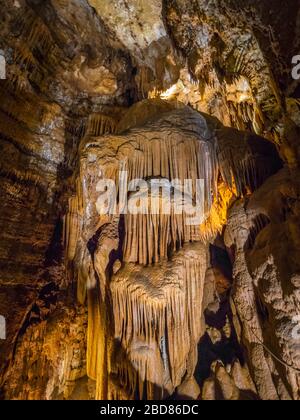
[111,243,208,399]
[66,101,218,399]
[61,99,283,400]
[0,0,300,401]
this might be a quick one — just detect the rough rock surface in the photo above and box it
[61,101,283,399]
[0,0,299,401]
[225,168,300,400]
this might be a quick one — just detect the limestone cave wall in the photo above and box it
[0,0,299,400]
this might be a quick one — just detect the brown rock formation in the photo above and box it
[0,0,299,401]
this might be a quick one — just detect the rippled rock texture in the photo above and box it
[0,0,299,400]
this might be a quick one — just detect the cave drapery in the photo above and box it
[0,0,300,400]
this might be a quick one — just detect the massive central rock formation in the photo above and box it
[59,99,283,400]
[0,0,299,401]
[67,101,217,399]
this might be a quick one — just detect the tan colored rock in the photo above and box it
[0,0,299,401]
[225,168,300,400]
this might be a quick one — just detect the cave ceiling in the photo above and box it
[0,0,300,401]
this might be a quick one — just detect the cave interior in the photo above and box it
[0,0,300,401]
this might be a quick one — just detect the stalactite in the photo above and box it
[217,127,282,195]
[232,39,252,75]
[0,108,34,151]
[86,114,117,137]
[128,136,216,195]
[148,87,163,99]
[14,46,36,74]
[6,8,60,92]
[63,195,81,262]
[65,119,86,139]
[0,88,59,134]
[64,101,283,400]
[226,99,256,133]
[199,180,236,242]
[14,9,55,60]
[110,243,208,399]
[118,135,218,263]
[136,66,154,100]
[0,164,42,188]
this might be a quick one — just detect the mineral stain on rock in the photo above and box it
[0,0,299,401]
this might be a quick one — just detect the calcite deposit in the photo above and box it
[0,0,299,401]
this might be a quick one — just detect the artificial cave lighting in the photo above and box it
[0,0,300,403]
